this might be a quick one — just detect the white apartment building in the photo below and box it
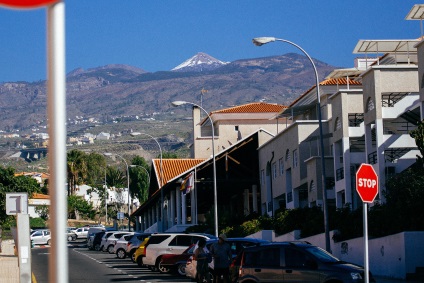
[191,102,288,159]
[258,10,423,214]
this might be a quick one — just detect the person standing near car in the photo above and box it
[194,238,211,283]
[210,234,231,283]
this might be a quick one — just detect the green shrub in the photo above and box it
[30,217,46,229]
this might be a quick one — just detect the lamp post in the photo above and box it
[172,100,218,237]
[104,152,131,231]
[136,133,163,232]
[104,167,108,225]
[252,37,330,252]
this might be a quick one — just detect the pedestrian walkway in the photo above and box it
[0,239,19,283]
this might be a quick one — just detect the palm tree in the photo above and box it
[67,150,88,196]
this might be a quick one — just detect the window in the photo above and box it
[285,248,311,268]
[272,162,277,179]
[293,149,298,168]
[235,126,239,131]
[279,158,284,175]
[169,235,194,246]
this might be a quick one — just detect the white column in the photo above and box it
[375,118,386,203]
[342,137,353,206]
[252,185,258,213]
[176,188,182,225]
[244,189,250,216]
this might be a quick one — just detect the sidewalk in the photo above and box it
[0,239,19,283]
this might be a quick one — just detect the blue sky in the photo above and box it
[0,0,420,82]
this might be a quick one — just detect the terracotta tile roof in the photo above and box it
[290,77,362,107]
[153,158,206,187]
[319,77,362,86]
[211,102,287,115]
[32,193,50,199]
[15,172,50,179]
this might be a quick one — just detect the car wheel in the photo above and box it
[177,263,186,276]
[107,245,114,254]
[67,235,73,241]
[136,256,144,267]
[158,260,170,274]
[129,250,136,262]
[47,239,51,246]
[94,244,101,251]
[116,248,126,259]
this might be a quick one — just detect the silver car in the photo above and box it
[31,229,51,245]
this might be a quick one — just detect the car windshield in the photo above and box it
[305,246,340,263]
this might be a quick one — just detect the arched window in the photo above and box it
[366,97,375,112]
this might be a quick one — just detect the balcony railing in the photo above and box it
[368,151,377,164]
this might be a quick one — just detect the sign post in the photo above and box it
[356,163,379,283]
[0,1,67,283]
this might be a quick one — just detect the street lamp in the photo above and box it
[252,37,330,252]
[172,100,218,237]
[134,133,163,232]
[129,164,150,185]
[104,167,108,225]
[104,152,131,231]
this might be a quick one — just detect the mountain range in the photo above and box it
[0,52,337,132]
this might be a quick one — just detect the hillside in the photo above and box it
[0,53,337,132]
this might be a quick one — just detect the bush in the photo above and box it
[30,218,47,229]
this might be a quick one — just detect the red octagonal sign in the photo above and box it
[0,0,58,8]
[356,163,379,203]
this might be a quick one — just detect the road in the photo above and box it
[31,241,192,282]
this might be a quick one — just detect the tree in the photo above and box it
[84,152,107,188]
[0,166,41,227]
[67,150,88,195]
[67,195,95,220]
[129,156,150,203]
[410,120,424,167]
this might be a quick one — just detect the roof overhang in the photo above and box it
[353,40,419,54]
[405,4,424,20]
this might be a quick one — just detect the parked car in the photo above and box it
[31,229,51,245]
[134,237,150,267]
[104,231,132,254]
[114,233,135,259]
[126,233,151,262]
[143,233,215,273]
[74,227,90,239]
[159,244,195,276]
[237,241,376,283]
[86,226,105,241]
[91,231,106,251]
[67,228,77,241]
[185,237,269,282]
[100,231,118,252]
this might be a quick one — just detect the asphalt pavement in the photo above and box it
[1,238,422,283]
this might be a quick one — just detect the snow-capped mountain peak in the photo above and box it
[172,52,229,72]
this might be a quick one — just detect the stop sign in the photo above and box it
[0,0,58,8]
[356,163,378,203]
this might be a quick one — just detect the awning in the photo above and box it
[405,4,424,20]
[353,40,419,54]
